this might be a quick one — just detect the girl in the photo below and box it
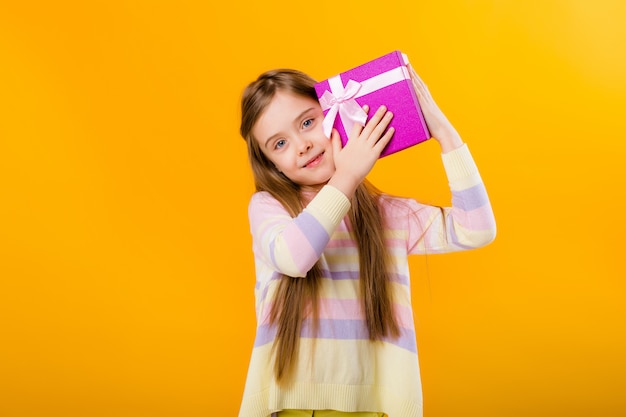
[238,65,496,417]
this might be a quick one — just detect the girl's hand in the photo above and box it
[327,105,394,198]
[408,64,464,153]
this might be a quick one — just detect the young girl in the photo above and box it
[238,65,496,417]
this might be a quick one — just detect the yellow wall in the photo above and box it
[1,1,625,416]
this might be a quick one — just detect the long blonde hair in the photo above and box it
[240,69,399,384]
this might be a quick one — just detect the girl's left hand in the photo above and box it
[408,64,464,153]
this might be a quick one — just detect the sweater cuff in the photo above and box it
[306,185,351,226]
[441,144,479,183]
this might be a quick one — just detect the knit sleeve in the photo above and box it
[248,185,351,277]
[405,144,497,254]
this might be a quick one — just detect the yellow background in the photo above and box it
[1,1,625,416]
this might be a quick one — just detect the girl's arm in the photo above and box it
[248,185,350,278]
[403,67,496,253]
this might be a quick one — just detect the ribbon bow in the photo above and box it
[319,79,368,138]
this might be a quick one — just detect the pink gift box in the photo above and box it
[314,50,430,157]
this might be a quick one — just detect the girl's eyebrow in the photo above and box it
[263,107,316,149]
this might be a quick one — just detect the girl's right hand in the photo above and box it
[327,105,394,198]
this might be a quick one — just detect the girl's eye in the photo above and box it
[275,139,286,149]
[302,118,313,128]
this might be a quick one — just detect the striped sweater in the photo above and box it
[239,144,496,417]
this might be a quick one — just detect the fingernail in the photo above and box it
[379,105,387,112]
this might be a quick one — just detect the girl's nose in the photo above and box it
[297,139,312,155]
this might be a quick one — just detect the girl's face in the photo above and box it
[252,90,335,192]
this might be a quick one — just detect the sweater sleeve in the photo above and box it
[405,144,497,254]
[248,185,351,277]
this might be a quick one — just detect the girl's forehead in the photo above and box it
[269,90,318,110]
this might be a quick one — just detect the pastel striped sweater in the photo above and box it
[239,144,496,417]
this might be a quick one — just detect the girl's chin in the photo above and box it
[298,171,335,193]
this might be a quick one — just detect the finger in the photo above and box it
[349,120,364,142]
[330,128,343,154]
[347,104,369,141]
[408,64,426,89]
[340,105,369,142]
[409,66,432,101]
[360,105,389,139]
[407,65,424,90]
[373,126,395,152]
[366,109,394,143]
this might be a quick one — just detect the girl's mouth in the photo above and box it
[304,152,324,168]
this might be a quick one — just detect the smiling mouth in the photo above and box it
[303,152,324,168]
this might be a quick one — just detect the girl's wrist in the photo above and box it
[435,130,464,154]
[328,169,360,199]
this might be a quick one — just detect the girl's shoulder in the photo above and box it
[249,190,290,208]
[378,193,435,223]
[248,191,285,216]
[378,193,419,212]
[249,190,275,204]
[247,191,294,228]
